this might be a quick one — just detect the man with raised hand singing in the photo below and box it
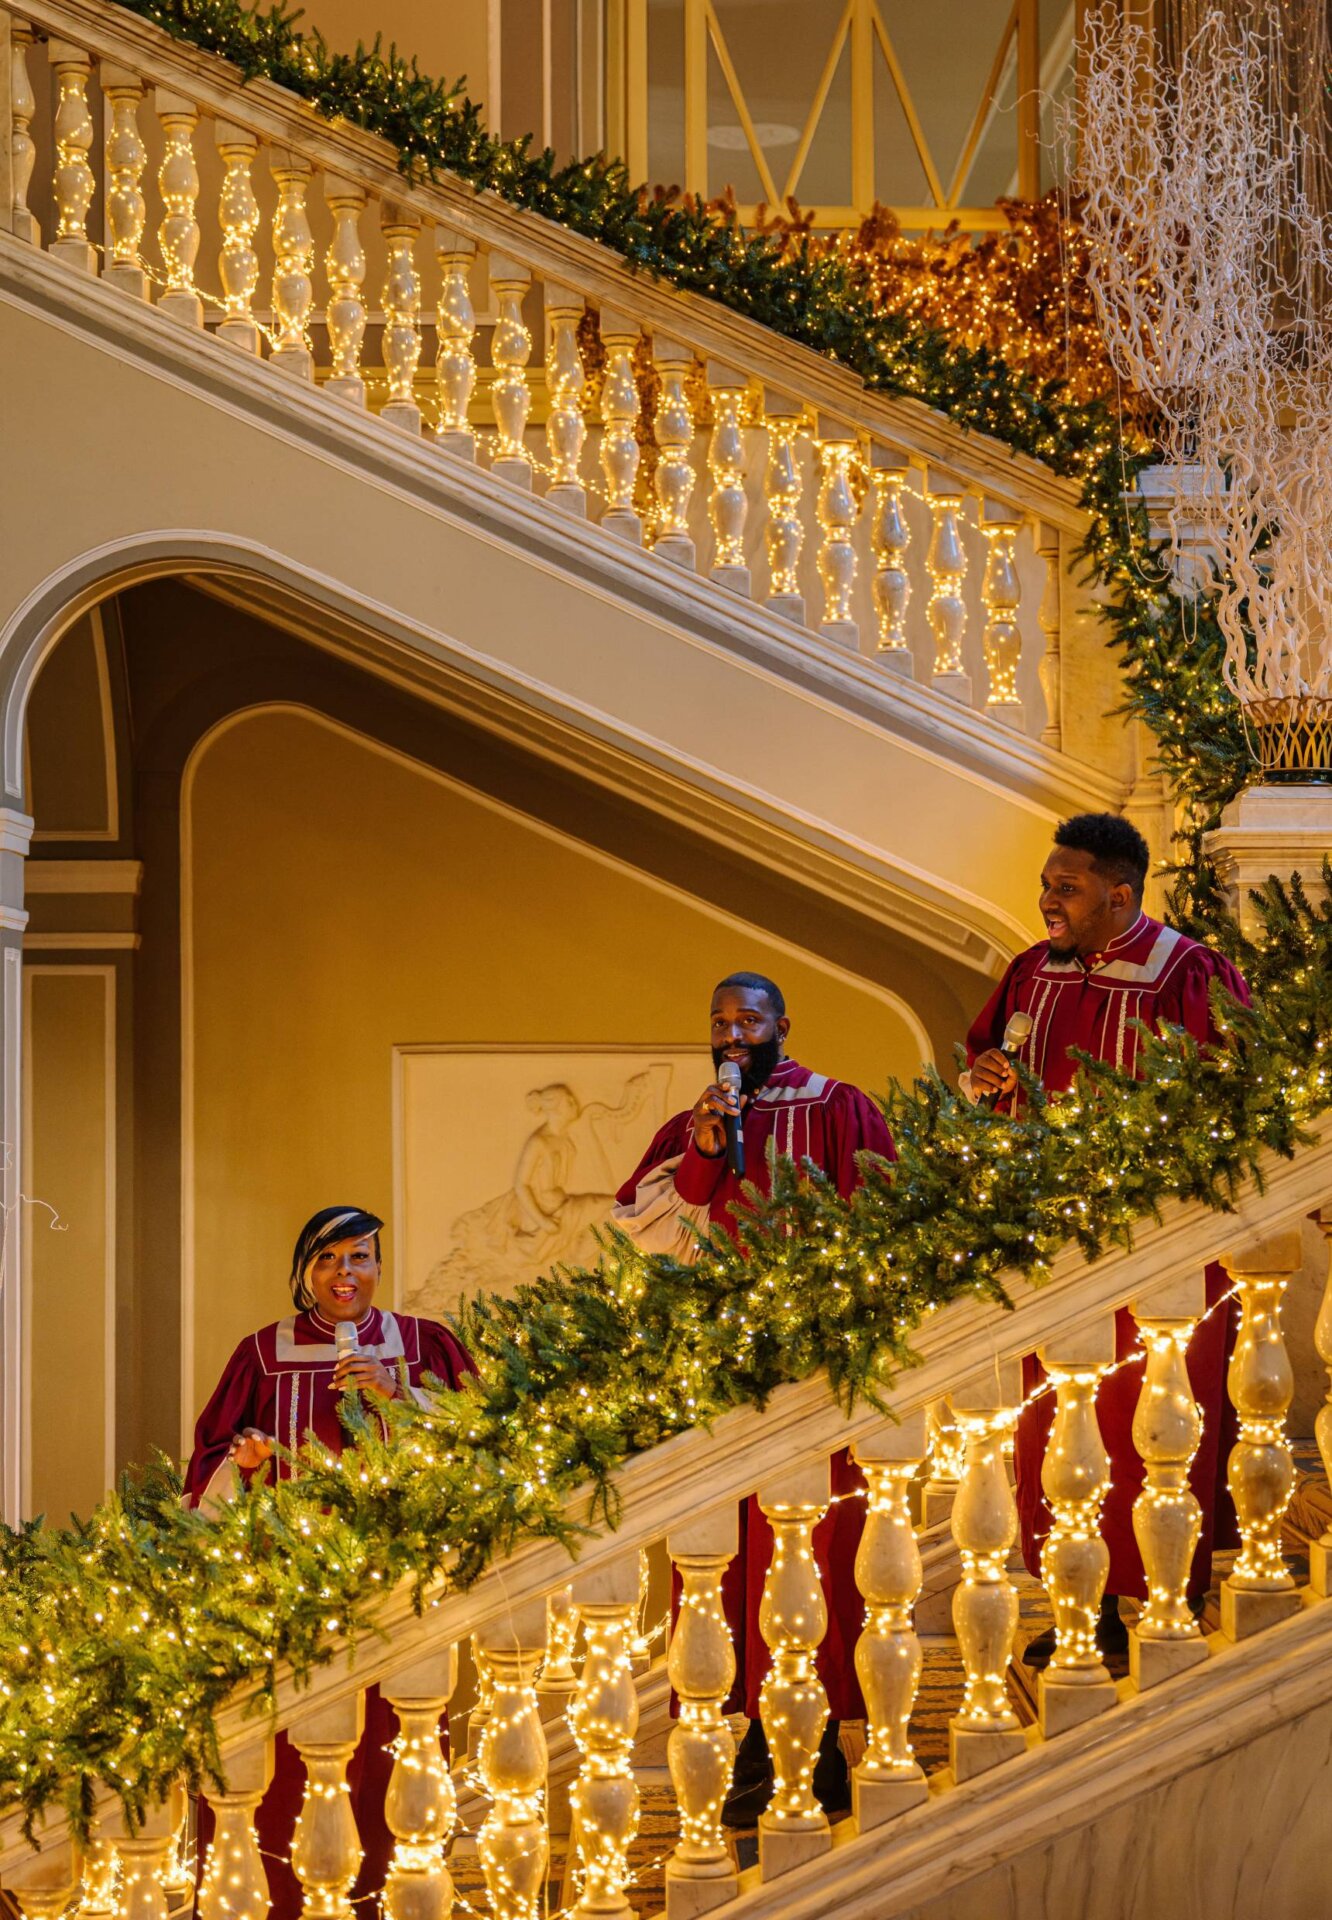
[965,813,1251,1662]
[612,971,894,1824]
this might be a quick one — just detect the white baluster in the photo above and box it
[49,41,96,273]
[544,284,587,515]
[757,1459,833,1881]
[270,148,314,379]
[214,121,260,354]
[922,1395,964,1527]
[651,335,696,567]
[154,91,202,324]
[1221,1231,1302,1639]
[101,67,146,299]
[8,21,38,245]
[323,177,367,407]
[538,1585,580,1713]
[707,362,750,595]
[476,1600,549,1920]
[290,1693,365,1920]
[467,1637,495,1769]
[665,1509,740,1918]
[1036,1317,1118,1736]
[851,1411,928,1830]
[762,392,806,625]
[381,204,423,434]
[570,1554,641,1918]
[117,1787,182,1920]
[980,502,1025,727]
[434,228,477,459]
[598,309,643,544]
[926,470,971,701]
[382,1646,459,1920]
[6,1822,79,1920]
[77,1820,120,1920]
[488,251,532,482]
[198,1739,273,1920]
[1127,1272,1210,1690]
[948,1362,1025,1782]
[1036,522,1063,751]
[869,447,912,674]
[815,421,859,647]
[1313,1205,1332,1597]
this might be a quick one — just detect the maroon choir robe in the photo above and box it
[966,911,1251,1598]
[613,1058,895,1718]
[185,1306,475,1920]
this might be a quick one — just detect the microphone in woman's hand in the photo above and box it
[334,1317,359,1386]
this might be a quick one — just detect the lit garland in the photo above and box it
[0,0,1325,1844]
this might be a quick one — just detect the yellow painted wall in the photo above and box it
[185,704,928,1431]
[23,969,111,1522]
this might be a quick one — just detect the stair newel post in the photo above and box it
[487,251,533,484]
[980,501,1025,728]
[756,1458,833,1881]
[762,390,806,625]
[543,284,588,515]
[381,1646,459,1920]
[154,91,203,324]
[434,229,477,458]
[651,335,697,568]
[1035,522,1063,751]
[475,1600,550,1920]
[814,418,860,648]
[5,1820,79,1920]
[214,121,260,354]
[101,67,146,299]
[8,20,39,245]
[869,445,913,673]
[664,1508,740,1917]
[1312,1206,1332,1595]
[1127,1272,1209,1689]
[568,1554,641,1919]
[289,1692,366,1920]
[1036,1316,1118,1736]
[925,468,971,702]
[323,176,367,407]
[850,1411,928,1829]
[49,41,96,273]
[198,1739,273,1920]
[1221,1230,1302,1639]
[117,1784,184,1920]
[948,1361,1025,1781]
[706,363,750,595]
[269,148,315,379]
[598,309,643,544]
[380,204,423,434]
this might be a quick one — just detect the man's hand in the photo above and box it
[690,1078,744,1157]
[968,1048,1019,1101]
[333,1354,400,1402]
[229,1428,274,1472]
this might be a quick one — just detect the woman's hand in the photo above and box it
[333,1354,400,1402]
[229,1428,274,1472]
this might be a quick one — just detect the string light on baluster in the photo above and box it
[380,204,424,435]
[763,393,807,625]
[651,338,697,568]
[49,40,96,273]
[980,502,1025,727]
[323,177,368,408]
[154,91,203,325]
[214,121,261,354]
[544,286,588,516]
[102,68,148,300]
[568,1580,639,1919]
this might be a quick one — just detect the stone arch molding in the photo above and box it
[0,530,1035,977]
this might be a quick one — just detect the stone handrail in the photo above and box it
[2,1116,1330,1917]
[2,0,1092,759]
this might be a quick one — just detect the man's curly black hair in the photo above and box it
[1053,813,1150,899]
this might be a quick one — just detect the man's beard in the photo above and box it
[713,1034,783,1096]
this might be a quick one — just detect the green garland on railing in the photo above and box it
[0,0,1314,1838]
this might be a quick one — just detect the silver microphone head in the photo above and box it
[1002,1011,1033,1053]
[717,1059,743,1095]
[335,1319,359,1359]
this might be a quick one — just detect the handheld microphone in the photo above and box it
[717,1059,746,1180]
[334,1318,359,1386]
[984,1010,1034,1108]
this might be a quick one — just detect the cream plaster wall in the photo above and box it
[183,704,928,1435]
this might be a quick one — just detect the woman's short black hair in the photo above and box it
[289,1206,384,1309]
[1054,813,1150,898]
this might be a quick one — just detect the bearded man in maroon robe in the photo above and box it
[965,814,1250,1663]
[612,972,895,1824]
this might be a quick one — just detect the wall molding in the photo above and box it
[25,861,143,895]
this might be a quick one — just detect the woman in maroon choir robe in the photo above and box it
[612,973,895,1823]
[965,815,1250,1657]
[186,1205,475,1920]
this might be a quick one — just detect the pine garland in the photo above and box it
[0,0,1314,1839]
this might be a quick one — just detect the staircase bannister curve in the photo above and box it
[2,1118,1330,1918]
